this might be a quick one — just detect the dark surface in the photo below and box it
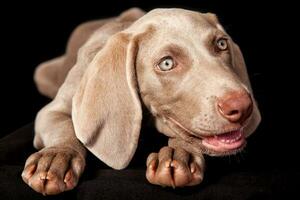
[0,0,298,199]
[0,123,298,200]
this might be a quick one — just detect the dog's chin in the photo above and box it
[200,129,246,156]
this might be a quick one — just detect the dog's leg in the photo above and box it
[34,56,66,98]
[146,146,204,187]
[22,84,87,195]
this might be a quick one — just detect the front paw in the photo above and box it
[146,146,204,188]
[21,146,85,195]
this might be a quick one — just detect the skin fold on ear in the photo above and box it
[72,33,142,170]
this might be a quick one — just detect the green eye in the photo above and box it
[216,38,228,50]
[158,57,174,71]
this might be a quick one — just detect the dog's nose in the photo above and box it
[217,91,253,123]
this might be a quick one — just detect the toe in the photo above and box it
[171,148,193,187]
[155,147,175,186]
[28,173,47,194]
[22,164,37,183]
[171,160,191,187]
[187,162,203,186]
[71,156,85,177]
[146,153,158,184]
[44,172,66,195]
[24,152,41,167]
[64,169,77,191]
[158,146,173,163]
[156,159,174,187]
[35,153,54,173]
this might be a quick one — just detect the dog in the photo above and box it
[21,8,261,195]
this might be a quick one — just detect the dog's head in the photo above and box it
[72,8,261,169]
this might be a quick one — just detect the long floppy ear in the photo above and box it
[72,33,142,169]
[231,42,261,133]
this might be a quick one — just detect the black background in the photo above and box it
[0,0,298,172]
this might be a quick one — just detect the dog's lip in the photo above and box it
[201,128,245,152]
[166,116,246,152]
[166,116,244,138]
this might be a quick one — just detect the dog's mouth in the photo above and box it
[201,129,245,153]
[166,116,247,154]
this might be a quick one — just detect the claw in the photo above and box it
[190,163,196,173]
[170,179,176,189]
[64,170,72,183]
[22,164,37,180]
[39,172,47,180]
[149,164,154,170]
[28,180,33,187]
[165,159,172,168]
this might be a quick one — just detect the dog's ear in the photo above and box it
[204,12,220,25]
[72,33,142,169]
[231,42,261,133]
[231,42,253,92]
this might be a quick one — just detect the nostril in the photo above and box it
[217,103,240,117]
[227,110,239,116]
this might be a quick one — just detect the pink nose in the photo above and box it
[217,91,253,123]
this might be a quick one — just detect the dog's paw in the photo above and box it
[21,146,85,195]
[146,146,204,187]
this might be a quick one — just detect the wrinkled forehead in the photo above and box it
[126,8,221,38]
[126,9,225,58]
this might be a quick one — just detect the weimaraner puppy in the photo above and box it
[22,8,261,195]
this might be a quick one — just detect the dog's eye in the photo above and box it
[157,57,175,71]
[216,38,228,51]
